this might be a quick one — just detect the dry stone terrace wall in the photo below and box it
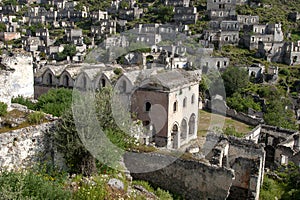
[124,152,235,200]
[0,121,64,171]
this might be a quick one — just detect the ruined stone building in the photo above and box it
[204,20,240,48]
[207,0,237,20]
[0,51,34,108]
[241,23,284,50]
[205,133,265,200]
[34,63,121,97]
[257,40,300,66]
[164,0,190,7]
[236,15,259,29]
[116,69,199,149]
[246,125,300,168]
[174,7,198,25]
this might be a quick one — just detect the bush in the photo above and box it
[0,102,7,116]
[11,96,36,110]
[36,88,73,117]
[0,170,71,200]
[27,111,45,124]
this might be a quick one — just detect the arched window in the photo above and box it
[173,101,177,112]
[47,73,52,85]
[183,97,187,107]
[122,80,127,92]
[191,94,195,104]
[63,75,69,87]
[101,78,106,87]
[83,76,87,89]
[189,114,196,136]
[145,102,151,112]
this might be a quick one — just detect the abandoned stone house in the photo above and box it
[206,0,237,20]
[164,0,190,7]
[283,41,300,65]
[205,133,265,200]
[174,7,198,25]
[245,125,300,168]
[91,20,117,40]
[242,23,284,50]
[65,28,83,46]
[204,20,240,48]
[90,10,109,21]
[236,15,259,29]
[103,35,129,49]
[257,40,300,66]
[126,69,199,149]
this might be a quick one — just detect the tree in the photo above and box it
[57,44,77,61]
[54,87,136,175]
[264,98,297,130]
[54,109,97,176]
[222,66,250,97]
[227,92,261,113]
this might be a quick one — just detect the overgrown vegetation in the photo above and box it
[0,102,7,116]
[260,163,300,200]
[27,111,45,125]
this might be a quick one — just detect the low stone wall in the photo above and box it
[226,109,263,126]
[124,152,235,200]
[0,121,64,171]
[34,85,54,99]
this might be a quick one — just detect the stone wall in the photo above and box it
[3,52,34,98]
[226,108,263,126]
[0,121,64,171]
[124,152,235,200]
[34,85,54,99]
[0,70,12,108]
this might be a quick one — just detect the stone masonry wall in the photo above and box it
[124,152,235,200]
[0,70,12,108]
[0,121,64,171]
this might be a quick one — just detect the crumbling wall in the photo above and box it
[3,53,34,98]
[0,70,12,108]
[226,108,263,126]
[124,152,235,200]
[205,133,265,200]
[0,121,64,171]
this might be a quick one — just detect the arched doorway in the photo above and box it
[171,124,179,149]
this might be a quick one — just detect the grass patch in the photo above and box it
[198,109,253,137]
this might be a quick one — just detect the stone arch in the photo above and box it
[180,118,188,141]
[188,113,196,136]
[146,55,154,63]
[83,76,87,89]
[145,101,151,112]
[62,74,69,87]
[47,73,53,85]
[171,123,179,149]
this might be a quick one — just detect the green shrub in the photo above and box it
[0,170,71,200]
[11,96,36,110]
[0,102,7,116]
[36,88,73,117]
[27,111,45,124]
